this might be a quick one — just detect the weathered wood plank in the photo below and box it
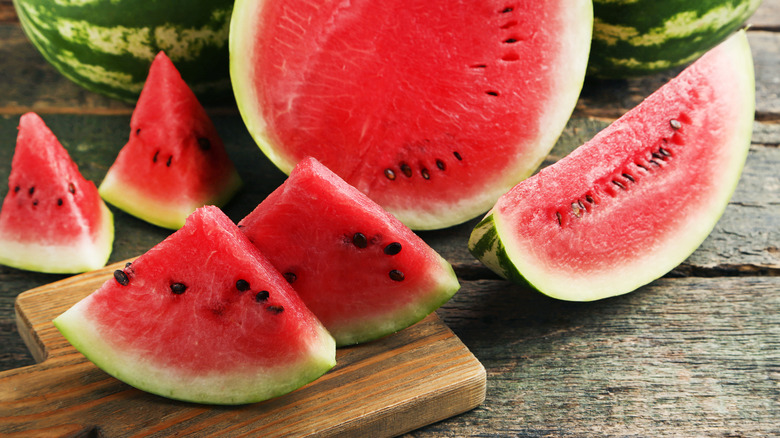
[411,276,780,437]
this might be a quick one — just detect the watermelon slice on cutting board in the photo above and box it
[0,113,114,274]
[54,205,336,405]
[469,30,755,302]
[99,51,242,230]
[229,0,593,230]
[238,157,460,346]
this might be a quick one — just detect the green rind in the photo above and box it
[53,296,336,405]
[12,0,234,103]
[0,202,113,274]
[470,31,755,301]
[98,169,242,230]
[333,256,460,346]
[588,0,761,78]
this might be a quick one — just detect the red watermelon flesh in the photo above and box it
[0,112,114,274]
[99,51,242,230]
[238,157,460,346]
[54,206,336,405]
[468,31,755,302]
[230,0,592,230]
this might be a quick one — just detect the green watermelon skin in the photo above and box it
[54,206,336,405]
[470,31,755,301]
[588,0,762,78]
[0,113,114,274]
[13,0,234,103]
[238,157,460,346]
[99,51,242,230]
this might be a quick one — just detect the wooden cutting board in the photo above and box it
[1,260,486,437]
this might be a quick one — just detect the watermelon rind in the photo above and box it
[0,202,113,274]
[229,0,593,231]
[587,0,762,78]
[53,299,335,405]
[469,31,755,301]
[12,0,234,103]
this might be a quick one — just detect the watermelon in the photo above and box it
[13,0,234,103]
[99,51,242,230]
[238,157,460,346]
[588,0,762,78]
[469,31,755,302]
[229,0,593,230]
[0,113,114,274]
[54,206,336,405]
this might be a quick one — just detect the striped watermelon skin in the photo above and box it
[13,0,234,103]
[588,0,761,78]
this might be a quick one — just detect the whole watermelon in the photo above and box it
[13,0,234,103]
[587,0,762,78]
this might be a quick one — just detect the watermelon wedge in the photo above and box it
[0,113,114,274]
[238,157,460,346]
[54,206,336,405]
[99,52,242,230]
[469,31,755,302]
[229,0,592,230]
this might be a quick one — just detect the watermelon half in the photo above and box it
[469,31,755,302]
[238,157,460,346]
[229,0,592,230]
[0,113,114,274]
[588,0,762,78]
[13,0,235,103]
[54,206,336,405]
[99,52,242,230]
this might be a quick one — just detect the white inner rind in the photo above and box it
[0,202,114,274]
[53,293,337,405]
[493,31,755,302]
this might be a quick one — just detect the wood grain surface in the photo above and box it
[2,261,486,437]
[0,1,778,436]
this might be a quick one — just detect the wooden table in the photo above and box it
[1,1,778,436]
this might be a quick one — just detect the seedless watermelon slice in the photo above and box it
[469,31,755,302]
[54,206,336,405]
[99,52,242,230]
[230,0,592,230]
[0,113,113,274]
[238,157,460,346]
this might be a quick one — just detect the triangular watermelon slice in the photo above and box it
[54,205,336,405]
[238,157,460,346]
[469,31,755,302]
[0,112,114,274]
[99,51,242,230]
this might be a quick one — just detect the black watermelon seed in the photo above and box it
[28,186,34,196]
[659,147,671,157]
[236,279,251,292]
[384,242,402,255]
[352,232,368,248]
[283,272,297,283]
[113,269,129,286]
[555,212,563,227]
[32,200,38,206]
[612,180,626,190]
[389,270,405,282]
[135,128,141,136]
[266,305,284,314]
[622,173,635,182]
[153,150,159,163]
[384,168,396,180]
[255,290,270,302]
[501,6,513,13]
[68,183,76,194]
[13,186,20,193]
[197,137,211,151]
[400,163,412,178]
[436,159,446,170]
[57,198,63,206]
[125,262,133,268]
[166,156,172,167]
[503,38,518,44]
[421,168,430,179]
[670,119,682,130]
[585,195,594,204]
[170,283,187,294]
[453,151,462,161]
